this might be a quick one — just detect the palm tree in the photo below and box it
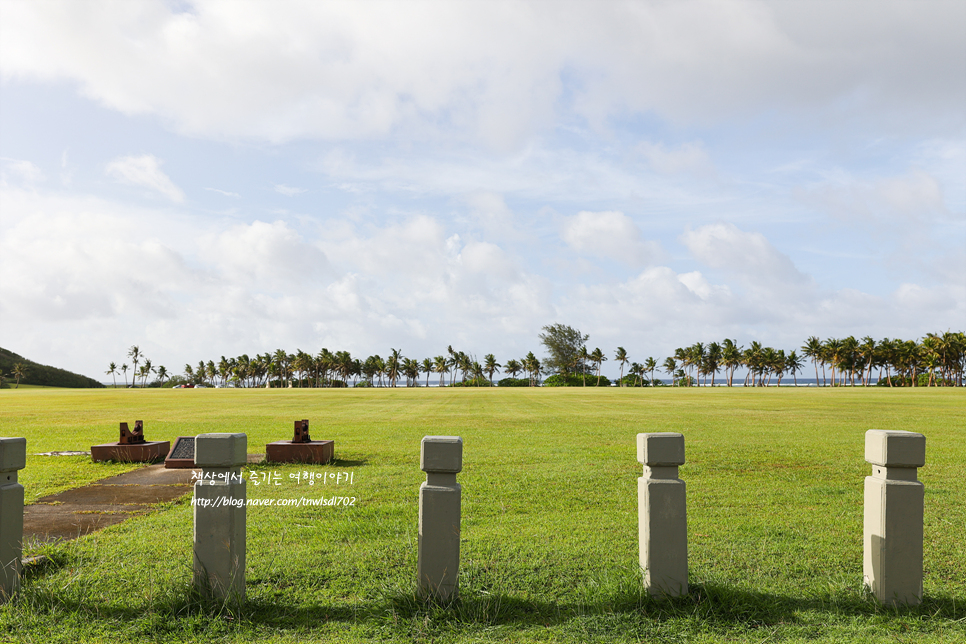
[403,358,420,386]
[662,357,677,387]
[106,362,118,388]
[334,351,353,386]
[629,362,643,387]
[156,365,169,387]
[858,336,876,386]
[523,352,540,386]
[504,359,522,381]
[645,357,657,385]
[615,347,629,386]
[121,363,129,387]
[484,354,500,386]
[785,351,803,386]
[422,358,434,387]
[590,348,606,386]
[128,346,141,387]
[576,346,589,386]
[744,341,764,386]
[704,342,722,386]
[722,339,742,387]
[824,338,843,387]
[387,349,402,387]
[433,355,449,387]
[802,336,823,386]
[12,362,26,388]
[142,358,154,387]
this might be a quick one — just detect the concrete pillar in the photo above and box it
[637,432,688,598]
[417,436,462,602]
[193,433,247,602]
[864,429,925,606]
[0,438,26,602]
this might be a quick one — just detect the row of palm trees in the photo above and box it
[169,346,546,389]
[658,332,965,387]
[109,331,964,389]
[799,333,965,387]
[105,346,169,388]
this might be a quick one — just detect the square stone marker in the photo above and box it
[165,436,196,469]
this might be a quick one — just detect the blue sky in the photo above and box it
[1,0,963,380]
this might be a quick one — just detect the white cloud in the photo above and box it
[637,141,713,176]
[561,211,660,267]
[274,184,306,196]
[2,1,961,146]
[207,220,333,287]
[680,222,808,288]
[105,154,184,202]
[800,169,948,223]
[205,187,240,197]
[1,157,44,186]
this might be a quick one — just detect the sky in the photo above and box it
[1,0,964,382]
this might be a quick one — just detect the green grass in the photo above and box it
[1,387,964,642]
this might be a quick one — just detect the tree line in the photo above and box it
[108,328,964,390]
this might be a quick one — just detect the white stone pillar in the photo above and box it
[0,438,26,602]
[417,436,462,602]
[637,432,688,597]
[864,429,925,606]
[193,433,247,601]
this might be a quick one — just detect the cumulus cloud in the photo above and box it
[1,1,961,146]
[680,222,808,288]
[208,220,333,287]
[561,211,660,267]
[105,154,184,202]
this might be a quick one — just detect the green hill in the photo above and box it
[0,347,104,388]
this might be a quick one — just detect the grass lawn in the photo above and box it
[1,387,964,643]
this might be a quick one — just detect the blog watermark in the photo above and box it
[191,496,357,508]
[190,470,356,486]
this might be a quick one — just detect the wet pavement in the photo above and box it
[23,455,263,544]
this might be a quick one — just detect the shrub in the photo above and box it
[617,375,651,387]
[449,377,493,387]
[543,374,612,387]
[497,377,530,387]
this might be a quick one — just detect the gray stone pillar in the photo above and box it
[637,432,688,598]
[193,433,247,601]
[864,429,925,606]
[417,436,462,602]
[0,438,26,602]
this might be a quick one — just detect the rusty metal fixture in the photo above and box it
[119,420,146,445]
[292,419,311,443]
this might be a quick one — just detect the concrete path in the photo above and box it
[23,455,263,544]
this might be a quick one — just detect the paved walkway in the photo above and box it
[23,455,262,544]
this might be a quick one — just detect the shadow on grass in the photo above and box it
[8,569,965,637]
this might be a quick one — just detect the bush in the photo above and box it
[617,375,650,387]
[543,374,612,387]
[353,380,373,388]
[449,377,493,387]
[497,377,530,387]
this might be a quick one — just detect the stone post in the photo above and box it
[864,429,925,606]
[0,438,26,602]
[193,433,247,601]
[417,436,462,602]
[637,432,688,597]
